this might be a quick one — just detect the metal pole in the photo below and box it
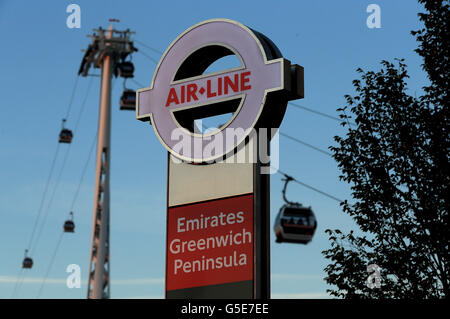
[87,26,113,299]
[253,132,271,299]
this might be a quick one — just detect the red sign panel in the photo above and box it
[166,194,254,291]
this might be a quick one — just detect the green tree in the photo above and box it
[322,0,449,298]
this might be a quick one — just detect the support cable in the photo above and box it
[29,145,71,255]
[289,102,342,122]
[279,132,332,156]
[26,142,61,251]
[74,77,94,132]
[12,141,61,298]
[64,76,80,120]
[35,232,64,299]
[10,268,24,299]
[35,132,97,298]
[30,78,94,256]
[276,168,344,203]
[131,78,145,88]
[137,49,159,65]
[134,39,163,55]
[13,76,90,298]
[70,132,98,212]
[196,123,343,204]
[24,75,80,254]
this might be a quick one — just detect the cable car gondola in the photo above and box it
[120,89,136,111]
[22,249,33,269]
[274,204,317,244]
[59,119,73,144]
[116,61,135,78]
[273,175,317,244]
[64,212,75,233]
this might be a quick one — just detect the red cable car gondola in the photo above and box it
[274,204,317,244]
[273,175,317,244]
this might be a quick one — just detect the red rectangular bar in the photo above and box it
[166,194,254,291]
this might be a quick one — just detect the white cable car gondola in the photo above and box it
[63,212,75,233]
[273,175,317,244]
[22,249,33,269]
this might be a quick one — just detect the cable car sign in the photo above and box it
[137,19,303,163]
[136,18,305,299]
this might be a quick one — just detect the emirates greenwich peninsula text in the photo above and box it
[170,210,251,275]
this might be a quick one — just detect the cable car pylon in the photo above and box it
[78,22,136,299]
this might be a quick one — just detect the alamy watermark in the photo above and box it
[366,264,381,289]
[66,4,81,29]
[169,123,279,174]
[366,4,381,29]
[66,264,81,288]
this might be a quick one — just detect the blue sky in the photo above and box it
[0,0,427,299]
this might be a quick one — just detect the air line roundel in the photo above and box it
[136,19,304,163]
